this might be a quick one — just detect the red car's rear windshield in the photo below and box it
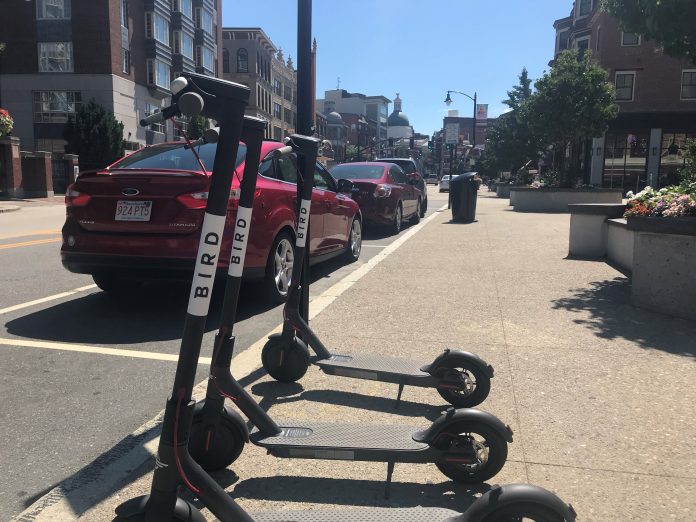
[111,143,247,172]
[384,160,416,174]
[331,164,384,180]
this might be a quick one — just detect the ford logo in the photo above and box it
[122,188,140,196]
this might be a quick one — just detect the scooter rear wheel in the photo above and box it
[261,335,310,382]
[480,502,567,522]
[434,355,491,408]
[189,404,246,471]
[435,421,507,483]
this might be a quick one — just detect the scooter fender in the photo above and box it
[412,408,513,444]
[193,401,249,442]
[421,348,494,378]
[456,483,577,522]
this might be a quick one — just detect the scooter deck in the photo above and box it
[315,353,430,383]
[250,421,427,453]
[253,507,460,521]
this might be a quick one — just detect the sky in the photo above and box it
[221,0,572,136]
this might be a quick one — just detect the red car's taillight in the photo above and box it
[65,186,91,207]
[176,191,209,209]
[374,184,392,198]
[176,189,244,210]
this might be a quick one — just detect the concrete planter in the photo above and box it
[627,216,696,322]
[496,184,521,199]
[567,203,625,258]
[511,187,623,213]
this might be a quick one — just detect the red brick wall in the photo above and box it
[0,1,39,73]
[594,12,696,114]
[72,0,114,74]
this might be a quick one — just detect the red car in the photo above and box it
[329,161,424,234]
[61,140,362,302]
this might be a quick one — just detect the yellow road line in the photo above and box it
[0,237,61,250]
[0,337,212,365]
[0,284,97,315]
[0,229,62,241]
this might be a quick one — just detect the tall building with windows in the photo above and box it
[553,1,696,189]
[0,0,222,153]
[317,89,390,143]
[221,28,297,140]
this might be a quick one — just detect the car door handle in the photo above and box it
[324,199,332,209]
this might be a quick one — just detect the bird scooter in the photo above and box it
[114,73,575,522]
[187,133,513,499]
[260,199,493,410]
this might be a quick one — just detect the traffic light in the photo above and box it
[409,136,415,149]
[428,140,434,151]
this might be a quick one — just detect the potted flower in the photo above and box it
[624,182,696,235]
[0,108,14,137]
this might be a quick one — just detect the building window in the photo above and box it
[274,79,282,96]
[195,8,213,35]
[615,72,635,101]
[273,102,281,120]
[682,70,696,100]
[182,32,193,59]
[37,0,71,20]
[222,48,229,73]
[122,48,130,74]
[172,0,192,19]
[120,0,128,28]
[33,90,81,123]
[284,85,292,102]
[273,126,282,141]
[38,42,73,72]
[145,103,165,133]
[578,0,592,16]
[575,37,590,52]
[196,46,215,72]
[154,13,169,44]
[237,48,248,72]
[622,32,640,46]
[557,29,569,52]
[147,59,171,89]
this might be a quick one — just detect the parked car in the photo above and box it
[439,174,453,192]
[375,157,427,217]
[329,161,423,235]
[61,140,362,303]
[424,173,439,185]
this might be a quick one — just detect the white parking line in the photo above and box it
[0,284,97,316]
[361,244,388,248]
[0,338,212,365]
[14,204,448,522]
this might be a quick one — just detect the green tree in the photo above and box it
[681,138,696,183]
[526,50,618,185]
[186,114,210,140]
[483,68,543,179]
[63,99,124,171]
[603,0,696,63]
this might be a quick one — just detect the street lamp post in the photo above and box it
[444,89,477,210]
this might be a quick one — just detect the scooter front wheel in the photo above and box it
[434,355,491,408]
[479,502,567,522]
[261,335,310,382]
[435,421,507,483]
[189,404,247,471]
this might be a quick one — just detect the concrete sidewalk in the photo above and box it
[17,193,696,521]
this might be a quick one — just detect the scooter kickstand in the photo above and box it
[385,461,395,499]
[394,383,404,409]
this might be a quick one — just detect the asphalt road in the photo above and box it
[0,186,447,521]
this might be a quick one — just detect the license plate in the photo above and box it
[115,200,152,221]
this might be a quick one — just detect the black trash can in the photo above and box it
[450,173,479,222]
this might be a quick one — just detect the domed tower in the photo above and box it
[387,93,413,139]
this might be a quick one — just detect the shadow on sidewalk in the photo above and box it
[194,473,489,513]
[551,276,696,358]
[251,381,445,421]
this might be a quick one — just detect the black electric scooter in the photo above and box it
[188,134,513,499]
[114,73,576,522]
[260,206,493,411]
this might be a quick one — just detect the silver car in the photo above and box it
[439,175,453,192]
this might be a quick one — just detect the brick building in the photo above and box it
[0,0,222,154]
[554,0,696,190]
[221,28,297,141]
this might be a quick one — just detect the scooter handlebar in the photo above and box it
[139,104,178,127]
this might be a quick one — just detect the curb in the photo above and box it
[0,205,20,213]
